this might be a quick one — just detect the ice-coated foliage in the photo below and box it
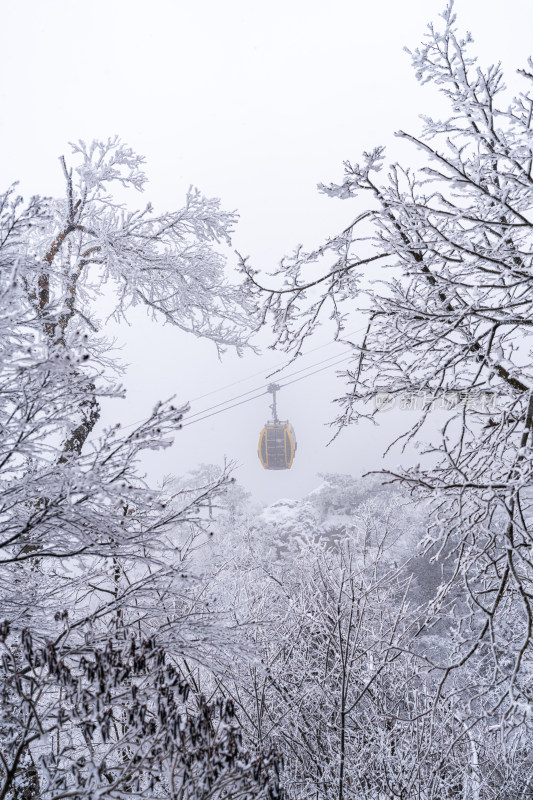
[0,141,279,799]
[0,139,249,640]
[0,622,283,800]
[203,478,533,799]
[240,2,533,724]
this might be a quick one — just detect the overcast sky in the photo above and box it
[1,0,531,504]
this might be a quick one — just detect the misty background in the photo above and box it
[1,0,530,504]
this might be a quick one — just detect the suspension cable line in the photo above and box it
[181,352,354,428]
[117,322,368,434]
[184,351,356,422]
[187,323,367,404]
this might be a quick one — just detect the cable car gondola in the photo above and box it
[258,383,297,470]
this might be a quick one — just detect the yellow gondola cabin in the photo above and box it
[258,384,297,470]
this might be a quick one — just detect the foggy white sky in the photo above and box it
[1,0,531,504]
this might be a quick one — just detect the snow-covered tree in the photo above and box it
[0,140,271,797]
[210,482,533,799]
[0,621,283,800]
[241,3,533,720]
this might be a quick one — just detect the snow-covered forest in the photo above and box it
[1,3,533,798]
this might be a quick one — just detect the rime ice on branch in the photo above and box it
[240,3,533,722]
[0,139,273,799]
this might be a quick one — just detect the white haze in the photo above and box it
[1,0,531,503]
